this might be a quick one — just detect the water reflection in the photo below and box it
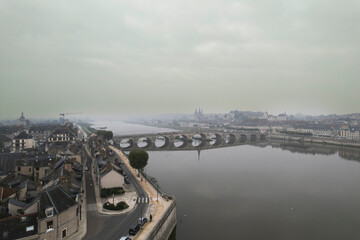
[190,139,360,163]
[266,140,360,162]
[147,144,360,240]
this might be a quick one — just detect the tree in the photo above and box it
[129,150,149,175]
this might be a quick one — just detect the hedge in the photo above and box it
[103,201,129,211]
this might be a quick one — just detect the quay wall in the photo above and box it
[145,200,176,240]
[138,170,177,240]
[269,134,360,148]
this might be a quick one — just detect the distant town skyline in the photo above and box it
[2,109,360,122]
[1,0,359,119]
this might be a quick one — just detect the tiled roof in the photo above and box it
[0,153,25,176]
[14,131,33,140]
[0,213,38,239]
[0,134,11,142]
[8,198,27,208]
[51,127,76,137]
[15,154,56,168]
[2,188,18,200]
[39,185,77,219]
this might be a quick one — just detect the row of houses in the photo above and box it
[0,117,77,154]
[0,123,85,240]
[339,126,360,140]
[285,125,360,140]
[88,135,125,194]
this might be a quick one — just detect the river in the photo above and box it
[91,120,360,240]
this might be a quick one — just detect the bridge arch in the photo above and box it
[119,138,134,149]
[225,134,236,144]
[155,136,170,148]
[192,133,207,147]
[137,137,152,148]
[210,133,222,146]
[239,134,247,143]
[174,135,188,148]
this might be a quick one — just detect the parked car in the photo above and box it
[129,225,140,236]
[85,166,89,171]
[119,237,131,240]
[137,217,148,226]
[124,176,130,184]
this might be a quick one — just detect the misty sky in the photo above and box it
[1,0,359,119]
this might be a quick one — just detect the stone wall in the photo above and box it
[145,200,177,240]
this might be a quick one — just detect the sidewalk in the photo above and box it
[109,147,173,240]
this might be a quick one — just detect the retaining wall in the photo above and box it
[139,170,177,240]
[145,200,177,240]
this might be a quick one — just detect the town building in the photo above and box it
[38,185,79,240]
[12,131,36,153]
[99,163,124,189]
[47,126,76,144]
[15,155,55,181]
[0,153,26,180]
[18,112,28,127]
[29,125,55,143]
[340,126,360,140]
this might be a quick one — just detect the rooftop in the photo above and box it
[39,185,78,219]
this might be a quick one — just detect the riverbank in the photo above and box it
[109,146,176,240]
[269,133,360,149]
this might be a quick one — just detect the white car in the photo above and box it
[119,237,131,240]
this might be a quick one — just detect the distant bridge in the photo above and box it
[113,130,267,151]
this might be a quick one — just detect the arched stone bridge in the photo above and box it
[113,131,267,151]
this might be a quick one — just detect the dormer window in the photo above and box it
[46,207,54,217]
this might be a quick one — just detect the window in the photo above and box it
[62,228,67,238]
[26,226,34,232]
[36,167,39,171]
[46,207,53,217]
[18,167,21,171]
[29,168,31,172]
[46,220,53,230]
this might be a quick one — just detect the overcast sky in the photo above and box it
[1,0,359,119]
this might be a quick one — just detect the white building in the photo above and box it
[12,131,36,152]
[47,127,76,143]
[340,126,360,140]
[100,167,124,189]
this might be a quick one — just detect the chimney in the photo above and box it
[36,182,42,194]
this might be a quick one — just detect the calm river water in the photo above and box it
[92,120,360,240]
